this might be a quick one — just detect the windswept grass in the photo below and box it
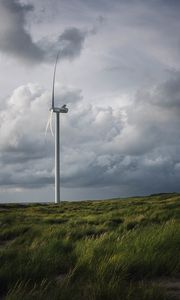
[0,193,179,299]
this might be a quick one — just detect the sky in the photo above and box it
[0,0,180,203]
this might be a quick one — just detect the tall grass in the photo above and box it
[0,193,179,299]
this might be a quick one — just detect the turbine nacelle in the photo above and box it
[51,105,68,113]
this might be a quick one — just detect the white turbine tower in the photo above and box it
[46,52,68,204]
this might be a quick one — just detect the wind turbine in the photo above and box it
[46,52,68,204]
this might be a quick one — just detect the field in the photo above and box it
[0,193,180,300]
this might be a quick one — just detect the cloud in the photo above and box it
[0,0,89,64]
[1,73,180,195]
[57,27,86,60]
[39,27,87,62]
[0,83,83,188]
[57,70,180,196]
[0,0,44,63]
[148,74,180,108]
[1,0,180,201]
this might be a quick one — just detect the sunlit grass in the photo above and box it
[0,193,179,299]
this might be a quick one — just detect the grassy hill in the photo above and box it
[0,193,180,299]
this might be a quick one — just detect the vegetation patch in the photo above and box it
[0,193,179,299]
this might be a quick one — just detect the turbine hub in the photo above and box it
[51,105,68,113]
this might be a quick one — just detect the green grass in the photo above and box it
[0,193,179,299]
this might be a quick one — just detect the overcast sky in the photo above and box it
[0,0,180,203]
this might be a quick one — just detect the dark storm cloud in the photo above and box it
[0,0,88,63]
[0,73,180,195]
[62,0,180,10]
[151,75,180,108]
[0,164,54,188]
[156,0,180,7]
[134,72,180,112]
[58,27,86,60]
[60,73,180,194]
[1,0,180,197]
[39,27,87,62]
[0,0,44,63]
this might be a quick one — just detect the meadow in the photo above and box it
[0,193,179,300]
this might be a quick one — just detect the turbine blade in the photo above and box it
[52,51,60,109]
[45,111,51,136]
[49,110,54,136]
[45,110,54,136]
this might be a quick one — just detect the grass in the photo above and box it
[0,193,179,299]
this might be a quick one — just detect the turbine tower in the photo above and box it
[47,52,68,204]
